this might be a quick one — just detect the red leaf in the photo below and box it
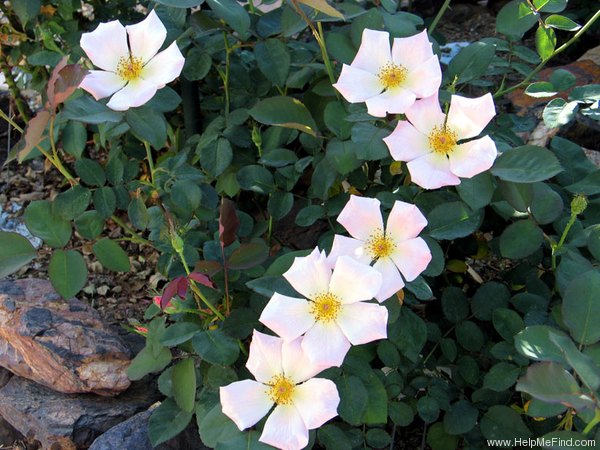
[46,57,87,111]
[193,260,223,277]
[176,276,189,298]
[219,198,240,248]
[188,271,216,289]
[160,275,187,309]
[11,110,51,163]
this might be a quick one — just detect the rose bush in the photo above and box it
[1,0,600,449]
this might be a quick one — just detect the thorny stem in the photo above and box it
[222,32,231,119]
[0,56,30,123]
[220,243,231,316]
[428,0,452,35]
[494,8,600,98]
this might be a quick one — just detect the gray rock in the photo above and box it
[0,376,159,449]
[0,367,11,388]
[0,279,132,396]
[0,414,24,446]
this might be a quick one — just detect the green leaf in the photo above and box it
[388,401,414,426]
[533,0,567,13]
[268,192,294,220]
[206,0,251,38]
[480,405,532,442]
[55,186,91,220]
[377,340,400,368]
[491,145,563,182]
[249,97,318,136]
[515,325,568,363]
[426,201,483,240]
[198,403,242,447]
[318,424,353,450]
[549,332,600,391]
[192,329,240,365]
[456,172,495,210]
[128,197,149,230]
[472,281,510,321]
[535,25,556,60]
[427,423,459,450]
[201,137,233,178]
[24,200,72,248]
[62,96,123,124]
[126,106,167,149]
[48,250,87,298]
[255,39,290,87]
[545,14,581,31]
[365,429,391,448]
[75,158,106,187]
[441,287,469,323]
[483,362,520,391]
[362,371,388,424]
[128,345,172,380]
[525,81,557,98]
[443,400,478,435]
[148,398,193,446]
[326,140,361,175]
[13,0,40,25]
[160,322,202,347]
[228,242,269,270]
[388,308,427,362]
[216,430,273,450]
[456,321,484,351]
[237,165,274,194]
[351,123,390,161]
[500,219,543,259]
[74,210,104,240]
[93,187,116,219]
[417,396,439,423]
[155,0,203,7]
[516,362,595,410]
[295,205,325,227]
[493,308,524,341]
[446,41,495,84]
[562,270,600,345]
[298,0,344,18]
[183,47,211,81]
[337,375,368,425]
[92,238,130,272]
[0,232,37,278]
[531,182,563,224]
[550,69,577,91]
[172,358,196,413]
[570,85,600,103]
[543,98,578,128]
[62,121,87,158]
[496,0,537,37]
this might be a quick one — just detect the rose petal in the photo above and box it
[328,235,371,267]
[386,201,428,242]
[447,93,496,139]
[79,70,126,100]
[337,195,384,242]
[405,94,445,135]
[329,256,381,304]
[391,30,436,71]
[246,330,283,383]
[283,250,331,300]
[141,41,185,87]
[259,293,315,342]
[373,257,405,302]
[282,336,329,383]
[80,20,129,72]
[406,152,460,190]
[260,405,308,450]
[449,135,497,179]
[125,10,167,64]
[336,301,388,345]
[220,380,273,431]
[404,55,442,98]
[365,88,417,117]
[333,64,382,103]
[390,237,432,282]
[351,29,392,74]
[293,378,340,429]
[383,120,431,162]
[105,78,159,111]
[301,321,350,367]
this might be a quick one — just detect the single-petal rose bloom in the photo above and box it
[79,10,185,111]
[383,93,497,190]
[220,330,339,450]
[333,28,441,118]
[329,196,431,302]
[260,249,387,367]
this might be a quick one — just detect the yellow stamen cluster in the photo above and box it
[310,292,342,323]
[378,63,407,90]
[366,231,396,260]
[267,375,296,405]
[116,55,143,81]
[428,125,458,155]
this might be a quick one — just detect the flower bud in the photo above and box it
[171,234,184,253]
[571,195,588,216]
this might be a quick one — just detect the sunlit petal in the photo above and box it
[302,321,350,367]
[386,201,428,242]
[284,249,331,300]
[365,88,417,117]
[391,30,436,71]
[293,378,339,429]
[337,195,383,241]
[333,65,382,103]
[260,405,308,450]
[246,330,283,383]
[329,256,381,304]
[141,41,185,87]
[125,10,167,64]
[447,93,496,139]
[79,70,126,100]
[373,257,405,302]
[80,20,128,72]
[220,380,273,431]
[105,78,158,111]
[328,235,370,267]
[404,55,442,97]
[390,237,432,282]
[405,94,445,135]
[259,293,314,342]
[351,29,392,74]
[449,135,497,179]
[336,302,388,345]
[384,120,431,162]
[282,336,330,383]
[406,152,460,190]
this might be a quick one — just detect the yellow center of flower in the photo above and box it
[366,231,396,260]
[116,55,143,81]
[267,375,296,405]
[428,125,458,155]
[378,63,407,90]
[310,292,342,323]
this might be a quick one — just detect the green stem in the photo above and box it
[583,408,600,435]
[143,141,156,186]
[111,214,152,247]
[428,0,452,35]
[494,8,600,98]
[248,0,256,14]
[551,212,577,271]
[222,32,231,119]
[0,56,30,123]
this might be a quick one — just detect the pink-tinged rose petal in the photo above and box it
[79,70,126,100]
[80,20,129,72]
[302,321,350,367]
[383,120,431,162]
[105,78,158,111]
[329,256,381,304]
[259,293,315,342]
[365,88,417,117]
[406,152,461,190]
[373,257,405,302]
[282,336,329,383]
[333,65,382,103]
[246,330,283,383]
[328,235,370,267]
[386,201,428,242]
[337,195,384,242]
[220,380,273,431]
[125,10,167,64]
[284,250,331,300]
[293,378,340,429]
[141,41,185,87]
[351,29,392,74]
[404,55,442,98]
[260,405,308,450]
[449,135,498,179]
[391,237,432,282]
[405,94,445,135]
[391,30,436,71]
[447,93,496,139]
[336,302,388,345]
